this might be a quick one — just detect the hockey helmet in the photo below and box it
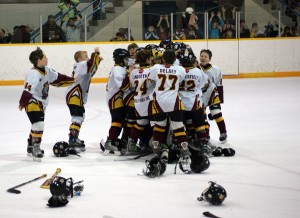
[50,176,73,197]
[53,141,69,157]
[159,39,174,49]
[179,48,196,66]
[113,48,130,60]
[151,48,164,64]
[173,42,187,51]
[47,194,69,207]
[197,181,227,205]
[190,152,210,173]
[143,155,167,178]
[145,44,158,51]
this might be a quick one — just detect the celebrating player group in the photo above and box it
[19,40,232,177]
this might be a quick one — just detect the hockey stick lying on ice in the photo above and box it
[203,211,221,218]
[41,168,61,189]
[7,174,47,194]
[114,151,152,161]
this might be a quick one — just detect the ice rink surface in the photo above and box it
[0,77,300,218]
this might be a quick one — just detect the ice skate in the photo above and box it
[27,139,44,157]
[104,139,126,155]
[219,133,228,144]
[69,136,86,152]
[126,138,142,155]
[177,142,192,174]
[32,144,44,162]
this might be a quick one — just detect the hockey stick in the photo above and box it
[7,174,47,194]
[41,168,61,189]
[203,211,221,218]
[114,151,152,161]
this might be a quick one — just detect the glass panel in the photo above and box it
[171,11,205,40]
[243,10,281,38]
[0,1,295,43]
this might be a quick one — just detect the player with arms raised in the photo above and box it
[18,47,74,161]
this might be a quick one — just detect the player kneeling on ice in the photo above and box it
[18,47,74,162]
[66,47,102,152]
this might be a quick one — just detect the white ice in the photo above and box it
[0,77,300,218]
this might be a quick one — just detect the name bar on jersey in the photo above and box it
[160,69,176,74]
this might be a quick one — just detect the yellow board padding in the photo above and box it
[1,71,300,86]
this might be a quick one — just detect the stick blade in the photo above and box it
[40,168,61,189]
[7,189,21,194]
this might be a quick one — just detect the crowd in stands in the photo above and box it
[1,1,300,44]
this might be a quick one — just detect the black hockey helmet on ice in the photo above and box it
[197,181,227,205]
[179,48,196,66]
[190,152,210,173]
[143,155,167,178]
[53,141,69,157]
[47,194,69,207]
[50,176,73,197]
[159,39,174,49]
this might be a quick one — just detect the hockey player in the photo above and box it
[199,49,227,143]
[147,49,191,175]
[104,48,131,154]
[178,48,207,148]
[127,43,139,67]
[66,47,102,152]
[128,49,154,152]
[18,47,74,161]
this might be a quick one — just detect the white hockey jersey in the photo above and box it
[201,64,222,86]
[179,67,206,111]
[148,64,185,112]
[106,65,129,105]
[66,52,100,106]
[129,66,154,117]
[23,66,60,108]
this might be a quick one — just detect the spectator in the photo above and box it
[10,26,19,43]
[264,21,278,37]
[188,11,199,31]
[42,15,65,43]
[62,15,82,42]
[58,0,79,25]
[187,29,197,39]
[157,15,170,40]
[208,12,224,39]
[182,7,194,29]
[173,28,186,40]
[145,25,159,40]
[251,22,265,37]
[11,25,33,43]
[221,5,237,23]
[222,20,235,38]
[240,20,250,38]
[0,28,12,43]
[281,26,293,37]
[119,28,134,41]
